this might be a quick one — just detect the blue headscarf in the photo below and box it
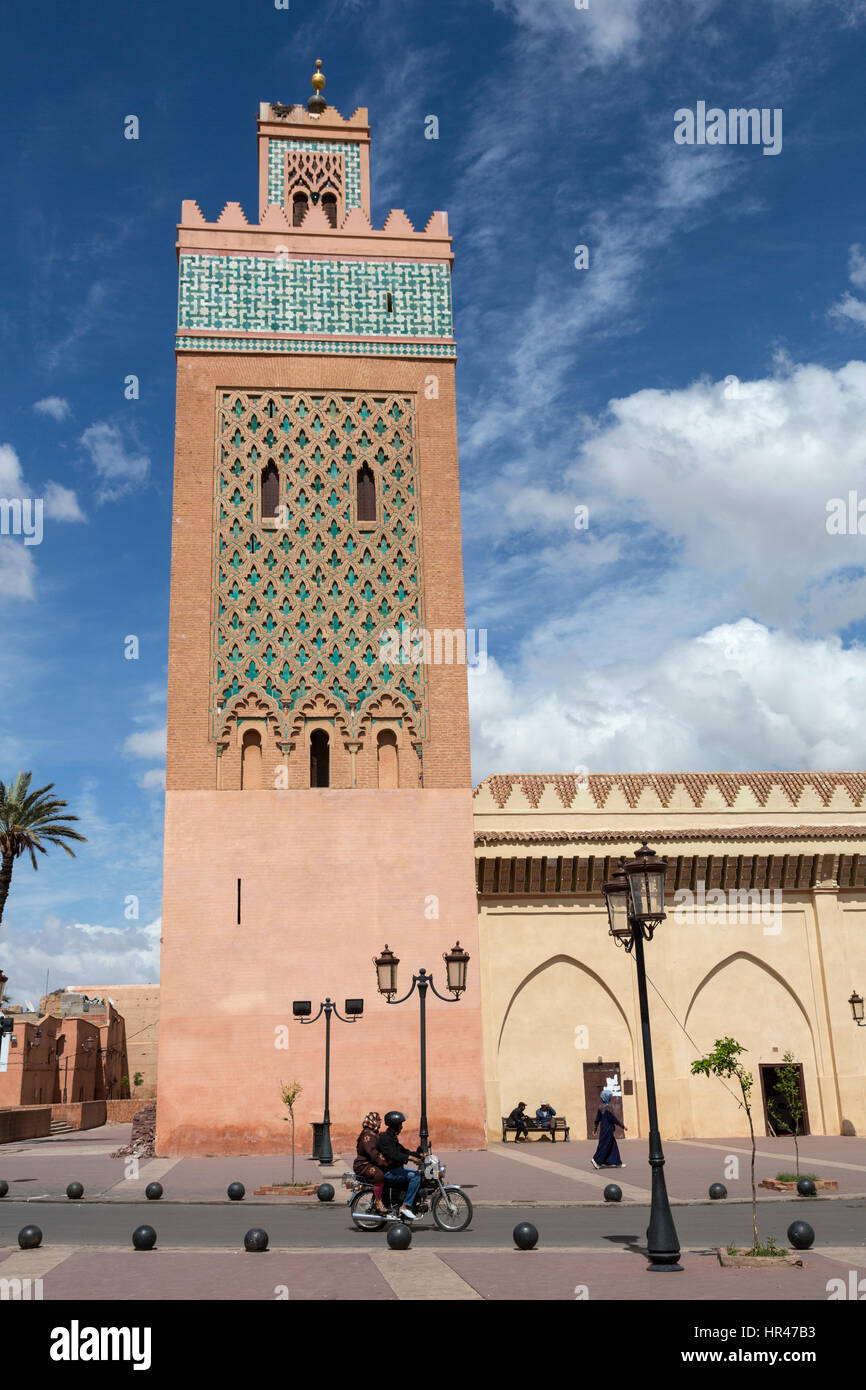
[600,1088,613,1103]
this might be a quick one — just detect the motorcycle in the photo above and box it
[344,1151,473,1232]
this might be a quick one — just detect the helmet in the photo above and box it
[384,1111,406,1129]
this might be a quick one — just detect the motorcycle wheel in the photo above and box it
[431,1186,473,1232]
[350,1189,386,1231]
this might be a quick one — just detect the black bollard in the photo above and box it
[132,1225,157,1251]
[145,1182,163,1201]
[787,1221,815,1250]
[18,1225,43,1249]
[603,1184,622,1203]
[244,1228,269,1252]
[227,1182,245,1201]
[387,1222,412,1250]
[513,1221,539,1250]
[66,1182,84,1200]
[708,1182,727,1200]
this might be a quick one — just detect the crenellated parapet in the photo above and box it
[175,100,454,359]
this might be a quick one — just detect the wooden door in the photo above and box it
[759,1062,810,1138]
[583,1062,624,1139]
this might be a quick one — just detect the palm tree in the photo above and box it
[0,773,86,926]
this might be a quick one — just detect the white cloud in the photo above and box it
[123,726,166,760]
[0,442,24,491]
[0,539,36,602]
[2,914,161,1003]
[80,421,149,502]
[577,359,866,626]
[137,768,166,791]
[43,481,85,522]
[33,396,71,422]
[829,244,866,328]
[470,620,866,778]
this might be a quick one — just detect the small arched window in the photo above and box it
[357,464,376,523]
[261,461,279,519]
[293,192,309,226]
[310,729,330,787]
[241,728,263,790]
[377,729,399,789]
[322,192,338,228]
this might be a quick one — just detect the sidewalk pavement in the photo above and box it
[2,1241,864,1301]
[2,1126,864,1206]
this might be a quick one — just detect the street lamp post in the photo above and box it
[293,997,363,1165]
[373,942,469,1154]
[603,843,682,1272]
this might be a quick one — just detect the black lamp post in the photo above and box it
[293,997,363,1165]
[849,990,865,1026]
[374,942,469,1154]
[603,842,682,1273]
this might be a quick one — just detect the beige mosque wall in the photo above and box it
[475,773,866,1142]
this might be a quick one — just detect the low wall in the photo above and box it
[50,1101,106,1131]
[105,1099,146,1124]
[0,1106,52,1144]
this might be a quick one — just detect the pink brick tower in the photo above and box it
[156,65,486,1154]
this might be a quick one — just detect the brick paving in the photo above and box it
[2,1243,861,1301]
[1,1125,864,1207]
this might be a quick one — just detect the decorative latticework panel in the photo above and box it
[211,390,427,741]
[284,148,345,204]
[268,139,361,209]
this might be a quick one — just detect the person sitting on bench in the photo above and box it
[535,1102,557,1136]
[507,1101,531,1141]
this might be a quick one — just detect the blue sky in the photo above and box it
[2,0,866,998]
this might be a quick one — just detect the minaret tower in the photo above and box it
[157,65,486,1152]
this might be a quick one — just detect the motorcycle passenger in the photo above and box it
[378,1110,423,1221]
[353,1110,388,1214]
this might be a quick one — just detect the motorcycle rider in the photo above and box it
[378,1110,423,1221]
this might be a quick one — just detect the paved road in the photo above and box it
[1,1198,863,1250]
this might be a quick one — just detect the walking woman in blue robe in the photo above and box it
[591,1088,627,1169]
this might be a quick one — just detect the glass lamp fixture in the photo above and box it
[374,945,400,999]
[443,941,470,996]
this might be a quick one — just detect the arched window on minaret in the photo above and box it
[241,728,263,789]
[261,461,279,519]
[377,729,399,789]
[292,191,309,226]
[310,729,330,787]
[322,192,338,227]
[357,464,376,523]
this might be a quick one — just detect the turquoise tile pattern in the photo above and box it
[178,254,453,340]
[211,390,428,741]
[176,335,457,358]
[268,139,361,208]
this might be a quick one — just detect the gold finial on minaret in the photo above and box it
[308,59,326,115]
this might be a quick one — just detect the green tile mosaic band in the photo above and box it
[175,335,457,358]
[268,138,361,208]
[178,254,453,339]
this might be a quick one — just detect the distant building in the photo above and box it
[66,986,159,1101]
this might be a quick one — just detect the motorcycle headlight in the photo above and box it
[438,1163,446,1177]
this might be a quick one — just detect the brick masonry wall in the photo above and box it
[50,1101,107,1130]
[0,1106,51,1143]
[156,787,486,1154]
[166,354,471,792]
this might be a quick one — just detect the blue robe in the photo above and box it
[592,1105,623,1166]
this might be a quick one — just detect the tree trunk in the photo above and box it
[0,850,14,927]
[291,1114,295,1184]
[745,1090,759,1252]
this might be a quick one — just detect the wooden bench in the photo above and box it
[501,1115,570,1143]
